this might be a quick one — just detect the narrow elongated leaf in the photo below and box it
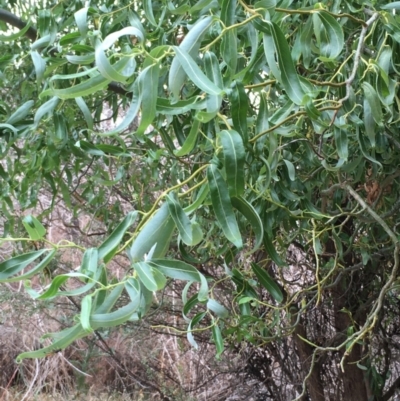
[207,165,243,248]
[283,159,295,181]
[137,63,160,135]
[228,81,248,145]
[173,47,223,96]
[6,100,34,125]
[334,127,349,160]
[221,30,237,75]
[49,72,111,99]
[362,82,384,127]
[98,211,138,262]
[149,259,208,301]
[0,250,47,280]
[169,16,214,99]
[184,184,209,214]
[91,299,140,328]
[134,261,158,291]
[204,51,223,116]
[255,91,269,153]
[174,119,200,156]
[263,232,287,267]
[74,7,89,38]
[75,97,93,130]
[81,295,93,333]
[188,312,207,349]
[99,85,141,136]
[34,96,59,126]
[149,259,202,282]
[80,248,99,278]
[95,284,124,314]
[251,262,284,303]
[143,0,157,26]
[17,324,88,361]
[129,203,175,262]
[315,11,344,59]
[31,51,45,86]
[0,20,33,41]
[0,249,56,283]
[221,0,236,25]
[22,215,46,240]
[212,321,224,358]
[231,196,263,253]
[263,21,305,105]
[207,299,229,318]
[167,193,193,245]
[219,130,245,196]
[381,2,400,9]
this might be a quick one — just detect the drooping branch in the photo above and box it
[0,8,130,97]
[0,9,37,41]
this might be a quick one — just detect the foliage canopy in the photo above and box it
[1,0,400,399]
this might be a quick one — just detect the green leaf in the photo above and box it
[283,159,295,181]
[17,324,88,361]
[0,249,56,283]
[167,192,193,245]
[169,16,214,100]
[6,100,34,125]
[207,299,229,318]
[231,196,263,254]
[75,97,94,130]
[184,184,210,214]
[262,21,305,105]
[174,118,200,156]
[22,215,46,240]
[98,211,138,263]
[129,203,176,262]
[173,46,223,96]
[99,86,141,136]
[228,81,248,145]
[314,11,344,59]
[218,130,245,196]
[149,259,208,301]
[221,30,238,75]
[136,62,160,136]
[143,0,157,26]
[221,0,237,25]
[204,51,223,116]
[0,20,33,41]
[133,261,158,292]
[212,321,224,358]
[34,96,60,126]
[251,262,284,303]
[0,250,48,281]
[49,72,111,99]
[334,127,349,160]
[188,312,206,349]
[31,51,46,87]
[95,27,143,82]
[152,269,167,290]
[207,164,243,249]
[381,2,400,10]
[362,82,384,127]
[79,248,99,278]
[74,7,89,38]
[263,231,286,267]
[80,295,93,333]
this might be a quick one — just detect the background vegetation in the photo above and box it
[1,0,400,400]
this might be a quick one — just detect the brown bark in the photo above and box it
[293,316,325,401]
[332,283,369,401]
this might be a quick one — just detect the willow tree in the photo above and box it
[1,0,400,399]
